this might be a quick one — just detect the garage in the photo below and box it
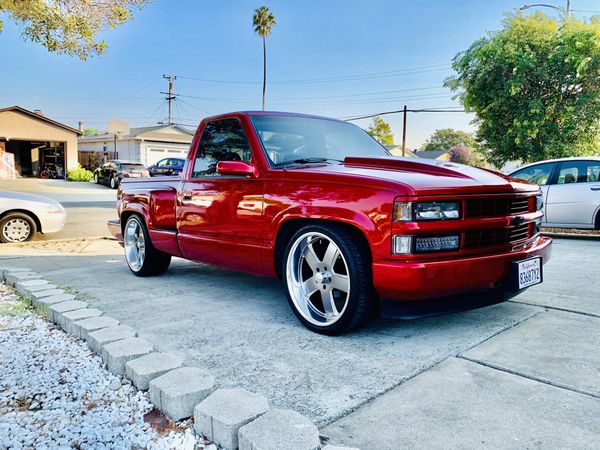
[0,106,81,179]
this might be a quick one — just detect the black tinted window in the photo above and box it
[557,160,600,184]
[192,119,252,177]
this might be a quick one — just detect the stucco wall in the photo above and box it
[0,110,79,171]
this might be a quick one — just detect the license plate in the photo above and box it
[514,257,542,290]
[129,173,141,177]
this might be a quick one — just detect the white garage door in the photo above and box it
[146,147,189,166]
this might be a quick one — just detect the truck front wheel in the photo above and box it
[123,215,171,276]
[283,223,374,335]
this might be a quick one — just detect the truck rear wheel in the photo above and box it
[123,215,171,276]
[283,223,374,335]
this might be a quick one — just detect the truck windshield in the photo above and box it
[250,115,389,167]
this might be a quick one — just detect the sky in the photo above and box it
[1,0,599,148]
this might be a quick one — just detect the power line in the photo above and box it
[343,107,467,121]
[177,63,451,85]
[161,75,178,125]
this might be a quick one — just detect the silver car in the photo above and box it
[510,157,600,229]
[0,191,67,243]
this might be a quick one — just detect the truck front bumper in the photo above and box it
[373,236,552,302]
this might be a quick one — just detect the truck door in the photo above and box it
[177,118,265,274]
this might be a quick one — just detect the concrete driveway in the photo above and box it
[0,178,116,240]
[1,237,598,448]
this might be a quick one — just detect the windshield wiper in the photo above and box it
[278,157,344,168]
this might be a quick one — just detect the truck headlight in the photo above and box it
[393,235,460,254]
[536,193,543,211]
[394,201,460,221]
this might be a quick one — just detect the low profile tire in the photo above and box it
[123,215,171,276]
[94,172,99,184]
[0,213,36,243]
[283,223,374,335]
[109,176,117,189]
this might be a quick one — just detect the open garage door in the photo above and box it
[4,140,65,178]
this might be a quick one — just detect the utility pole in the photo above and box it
[401,105,408,157]
[161,75,177,125]
[566,0,570,13]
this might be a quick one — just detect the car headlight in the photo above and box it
[394,201,460,221]
[536,193,544,211]
[47,204,64,214]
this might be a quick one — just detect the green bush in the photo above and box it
[66,165,94,182]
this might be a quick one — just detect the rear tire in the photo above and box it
[0,213,36,243]
[282,223,374,335]
[123,215,171,276]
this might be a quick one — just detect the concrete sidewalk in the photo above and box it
[1,238,598,448]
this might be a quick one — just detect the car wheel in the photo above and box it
[110,176,117,189]
[94,172,99,184]
[123,215,171,276]
[0,213,37,243]
[283,223,374,335]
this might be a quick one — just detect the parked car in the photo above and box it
[147,158,186,177]
[0,191,66,243]
[509,157,600,229]
[93,160,150,189]
[108,111,551,335]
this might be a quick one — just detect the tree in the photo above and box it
[83,128,99,136]
[253,6,276,111]
[0,0,147,60]
[421,128,477,151]
[445,12,600,166]
[448,145,486,167]
[366,117,394,145]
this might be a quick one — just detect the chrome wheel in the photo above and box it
[286,231,350,326]
[124,218,145,272]
[110,176,117,189]
[2,218,32,243]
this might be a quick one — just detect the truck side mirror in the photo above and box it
[216,160,257,177]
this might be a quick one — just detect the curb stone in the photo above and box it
[47,301,88,323]
[73,316,120,340]
[87,325,137,353]
[1,269,326,447]
[194,388,269,450]
[238,408,320,450]
[125,352,184,391]
[102,337,154,375]
[59,308,104,334]
[149,367,216,421]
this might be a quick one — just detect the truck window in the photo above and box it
[192,119,252,178]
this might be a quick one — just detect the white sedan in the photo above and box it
[510,157,600,229]
[0,191,67,243]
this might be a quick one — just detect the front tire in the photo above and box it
[110,176,117,189]
[123,215,171,276]
[283,224,374,335]
[0,213,36,243]
[94,172,99,184]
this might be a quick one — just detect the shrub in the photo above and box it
[66,164,94,182]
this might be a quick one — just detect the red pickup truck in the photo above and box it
[108,111,552,335]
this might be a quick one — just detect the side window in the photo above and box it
[511,163,555,186]
[157,159,168,167]
[557,160,600,184]
[192,119,252,177]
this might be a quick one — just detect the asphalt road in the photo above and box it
[1,237,598,448]
[0,178,116,240]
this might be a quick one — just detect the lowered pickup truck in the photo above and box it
[108,111,552,335]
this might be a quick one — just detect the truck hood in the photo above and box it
[293,156,536,196]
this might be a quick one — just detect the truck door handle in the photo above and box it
[182,193,193,200]
[591,186,600,191]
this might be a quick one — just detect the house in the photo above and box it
[384,145,419,157]
[414,150,451,161]
[0,106,81,178]
[78,124,194,168]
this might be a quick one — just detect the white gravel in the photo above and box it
[0,283,216,450]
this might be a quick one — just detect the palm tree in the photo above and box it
[253,6,276,111]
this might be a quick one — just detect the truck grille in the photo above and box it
[463,224,531,249]
[464,197,533,218]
